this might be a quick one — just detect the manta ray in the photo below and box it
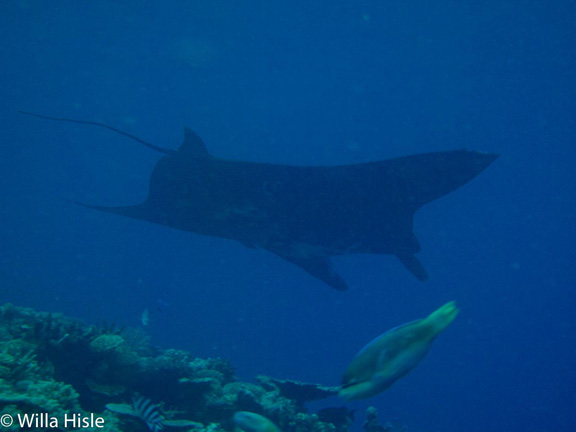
[21,112,498,290]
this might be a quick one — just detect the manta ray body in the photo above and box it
[23,112,498,290]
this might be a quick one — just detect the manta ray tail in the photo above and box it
[18,111,177,156]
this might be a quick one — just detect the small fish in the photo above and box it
[106,394,201,431]
[132,394,165,432]
[233,412,282,432]
[339,301,459,400]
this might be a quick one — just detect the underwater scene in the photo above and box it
[0,1,575,431]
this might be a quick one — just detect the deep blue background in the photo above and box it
[1,1,575,431]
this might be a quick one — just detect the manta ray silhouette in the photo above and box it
[21,112,498,290]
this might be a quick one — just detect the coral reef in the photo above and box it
[363,407,406,432]
[0,303,405,432]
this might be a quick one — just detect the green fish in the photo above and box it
[339,301,459,400]
[233,412,282,432]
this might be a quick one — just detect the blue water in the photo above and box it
[1,1,575,431]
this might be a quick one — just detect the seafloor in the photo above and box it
[0,303,402,432]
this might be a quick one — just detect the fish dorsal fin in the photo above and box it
[179,127,210,158]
